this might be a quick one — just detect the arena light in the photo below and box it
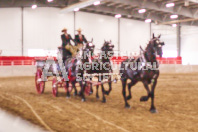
[61,0,103,13]
[32,4,37,9]
[74,8,79,12]
[138,9,146,14]
[170,15,178,19]
[47,0,53,2]
[94,1,100,5]
[145,19,151,23]
[115,14,122,18]
[172,24,177,27]
[166,3,175,8]
[185,1,190,6]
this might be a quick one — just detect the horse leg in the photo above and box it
[72,81,77,96]
[106,77,112,95]
[89,78,93,95]
[78,79,83,96]
[122,79,130,108]
[80,81,86,102]
[101,84,106,103]
[103,78,110,95]
[126,79,138,100]
[140,81,150,102]
[96,84,100,99]
[150,79,157,113]
[95,76,100,99]
[66,81,70,98]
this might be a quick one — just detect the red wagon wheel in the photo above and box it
[52,77,58,97]
[35,69,45,94]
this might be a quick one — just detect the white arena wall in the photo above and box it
[1,7,198,77]
[120,18,150,53]
[0,8,22,56]
[181,26,198,65]
[23,8,74,55]
[0,7,151,56]
[0,7,180,57]
[151,24,177,58]
[75,12,119,51]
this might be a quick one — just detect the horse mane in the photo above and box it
[145,40,155,51]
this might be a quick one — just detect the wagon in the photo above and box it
[34,47,118,97]
[34,47,73,97]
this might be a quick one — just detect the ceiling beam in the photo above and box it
[60,0,103,13]
[107,0,196,18]
[85,5,164,22]
[188,0,198,3]
[160,18,198,25]
[84,5,198,26]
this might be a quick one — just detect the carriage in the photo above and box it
[34,46,108,97]
[35,47,76,97]
[35,42,118,105]
[35,34,164,112]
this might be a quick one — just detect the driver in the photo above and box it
[61,28,78,60]
[75,28,87,49]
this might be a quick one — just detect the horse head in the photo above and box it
[101,40,114,59]
[85,39,95,53]
[81,40,95,64]
[150,33,165,58]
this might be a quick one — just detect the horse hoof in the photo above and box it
[150,109,158,113]
[89,91,93,95]
[66,96,71,99]
[96,96,100,99]
[125,105,131,109]
[126,96,132,100]
[140,96,149,102]
[81,99,86,102]
[102,99,106,103]
[78,92,82,96]
[104,91,109,95]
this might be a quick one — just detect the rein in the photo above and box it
[138,41,158,69]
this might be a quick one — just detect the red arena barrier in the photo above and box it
[0,56,182,66]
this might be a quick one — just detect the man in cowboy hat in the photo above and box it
[75,28,87,49]
[61,28,77,60]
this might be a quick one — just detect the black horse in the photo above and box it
[120,34,165,113]
[84,40,114,102]
[64,40,95,101]
[95,41,114,102]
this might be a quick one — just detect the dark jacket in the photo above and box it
[61,34,74,47]
[75,34,87,45]
[61,34,73,59]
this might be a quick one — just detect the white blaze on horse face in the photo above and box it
[89,43,93,47]
[156,40,160,44]
[88,52,92,63]
[158,45,162,47]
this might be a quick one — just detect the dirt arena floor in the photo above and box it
[0,73,198,132]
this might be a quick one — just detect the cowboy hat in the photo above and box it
[76,28,82,32]
[62,28,67,32]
